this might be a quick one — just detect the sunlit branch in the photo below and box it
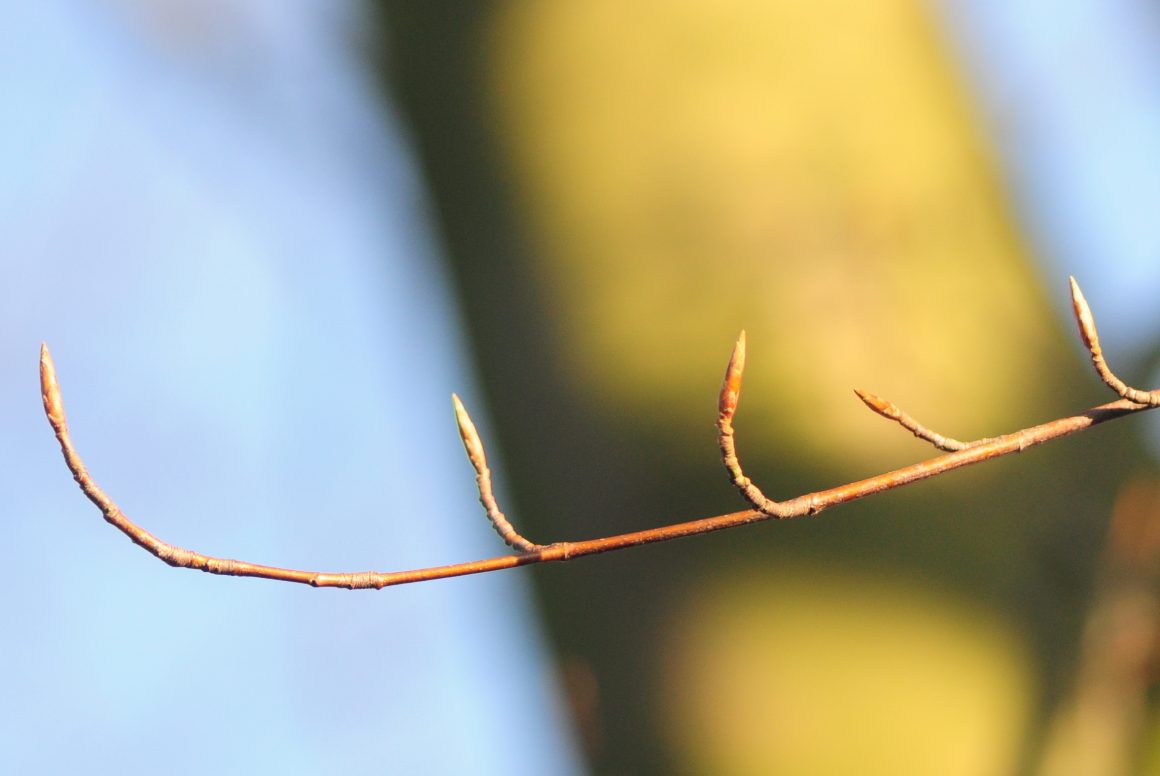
[41,278,1160,589]
[853,389,979,452]
[451,393,539,552]
[1070,276,1160,407]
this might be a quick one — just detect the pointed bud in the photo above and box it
[40,343,65,425]
[854,388,899,420]
[1069,276,1099,353]
[451,394,487,473]
[718,331,747,420]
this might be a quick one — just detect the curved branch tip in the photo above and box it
[449,394,539,553]
[714,331,795,517]
[854,387,969,452]
[1069,277,1160,407]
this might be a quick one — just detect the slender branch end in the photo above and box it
[1068,278,1160,406]
[450,393,539,553]
[714,331,790,516]
[855,387,968,451]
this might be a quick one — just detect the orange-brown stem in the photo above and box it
[40,278,1160,589]
[715,331,789,516]
[854,388,974,452]
[451,393,539,552]
[41,365,1156,589]
[1071,277,1160,406]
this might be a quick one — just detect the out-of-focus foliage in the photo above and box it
[486,0,1066,466]
[662,566,1033,775]
[380,0,1144,772]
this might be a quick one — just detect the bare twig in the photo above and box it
[848,274,1160,450]
[451,394,539,552]
[852,389,971,452]
[41,278,1160,589]
[1070,276,1160,406]
[716,330,793,516]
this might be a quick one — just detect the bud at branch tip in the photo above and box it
[718,330,747,419]
[1069,276,1098,352]
[451,393,487,471]
[39,342,65,423]
[854,388,896,419]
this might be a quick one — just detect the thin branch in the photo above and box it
[845,275,1160,450]
[853,389,973,451]
[451,394,539,552]
[41,278,1160,589]
[716,330,795,516]
[1070,276,1160,406]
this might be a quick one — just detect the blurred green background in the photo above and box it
[377,0,1160,773]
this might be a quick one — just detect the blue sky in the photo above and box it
[1,1,1158,772]
[938,0,1160,358]
[0,3,578,772]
